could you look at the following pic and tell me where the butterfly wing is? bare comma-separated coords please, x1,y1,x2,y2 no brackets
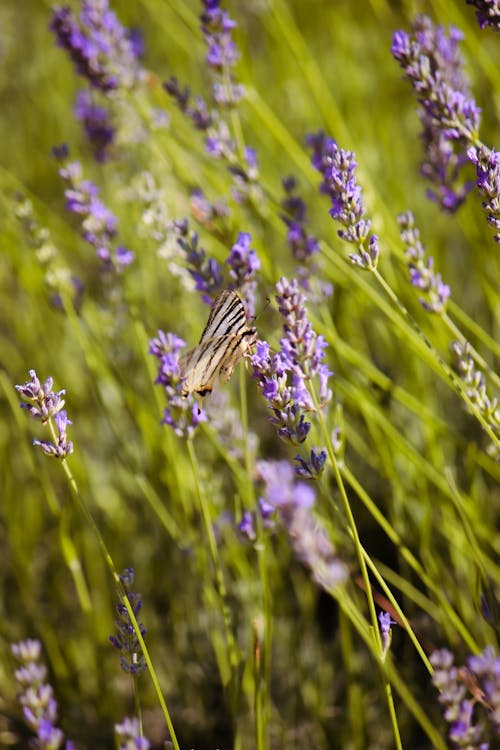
218,327,258,385
198,290,247,342
181,290,256,397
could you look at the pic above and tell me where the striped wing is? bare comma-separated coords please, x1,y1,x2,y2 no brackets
181,291,257,397
198,289,248,343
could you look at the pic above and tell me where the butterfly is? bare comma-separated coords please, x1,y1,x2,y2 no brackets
181,290,257,398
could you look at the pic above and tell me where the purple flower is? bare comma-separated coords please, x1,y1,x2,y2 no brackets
50,1,141,93
398,211,451,313
294,448,327,479
226,231,260,282
451,340,500,459
468,145,500,243
33,410,74,459
149,330,207,438
392,15,480,212
15,370,65,423
258,461,347,592
431,647,500,747
200,0,243,106
466,0,500,30
74,88,115,162
176,223,224,303
378,611,396,656
11,639,73,749
15,371,74,458
58,158,134,270
252,279,331,446
307,132,380,269
238,511,256,540
280,176,332,300
226,231,260,316
281,176,319,263
109,568,147,675
163,78,213,131
115,716,151,750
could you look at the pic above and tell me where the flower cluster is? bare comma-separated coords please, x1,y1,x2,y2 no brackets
281,175,319,264
74,89,115,162
451,340,500,459
468,146,500,243
226,231,260,316
307,131,380,270
163,78,213,132
50,0,141,93
255,461,347,592
149,330,206,439
15,370,74,459
280,175,333,298
200,0,243,107
252,277,331,447
115,717,150,750
109,568,147,675
466,0,500,30
391,15,480,212
294,448,327,480
164,0,244,162
431,646,500,747
58,157,134,270
176,222,224,303
398,211,451,313
11,639,74,750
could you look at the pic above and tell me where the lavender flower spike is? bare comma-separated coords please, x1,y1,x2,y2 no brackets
200,0,243,106
15,370,65,424
468,145,500,243
110,568,147,675
115,717,151,750
307,131,380,269
149,329,207,438
391,15,480,212
252,278,331,447
226,231,260,317
431,646,500,747
11,639,74,750
398,211,451,313
258,461,348,592
57,157,134,270
50,1,142,93
16,370,74,459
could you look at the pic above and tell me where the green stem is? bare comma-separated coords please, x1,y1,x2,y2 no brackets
373,269,500,452
186,438,239,675
51,429,180,749
309,388,402,748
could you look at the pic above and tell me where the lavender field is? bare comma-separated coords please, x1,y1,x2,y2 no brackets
1,1,499,748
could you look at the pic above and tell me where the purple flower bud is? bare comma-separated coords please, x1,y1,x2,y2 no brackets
466,0,500,30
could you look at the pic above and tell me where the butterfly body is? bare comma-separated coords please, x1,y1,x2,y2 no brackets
181,290,257,398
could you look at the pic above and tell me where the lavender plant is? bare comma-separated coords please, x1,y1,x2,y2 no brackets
11,639,74,750
4,0,500,748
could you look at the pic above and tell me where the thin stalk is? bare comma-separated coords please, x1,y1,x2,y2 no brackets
49,426,180,749
308,387,402,748
373,269,500,452
186,438,239,675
